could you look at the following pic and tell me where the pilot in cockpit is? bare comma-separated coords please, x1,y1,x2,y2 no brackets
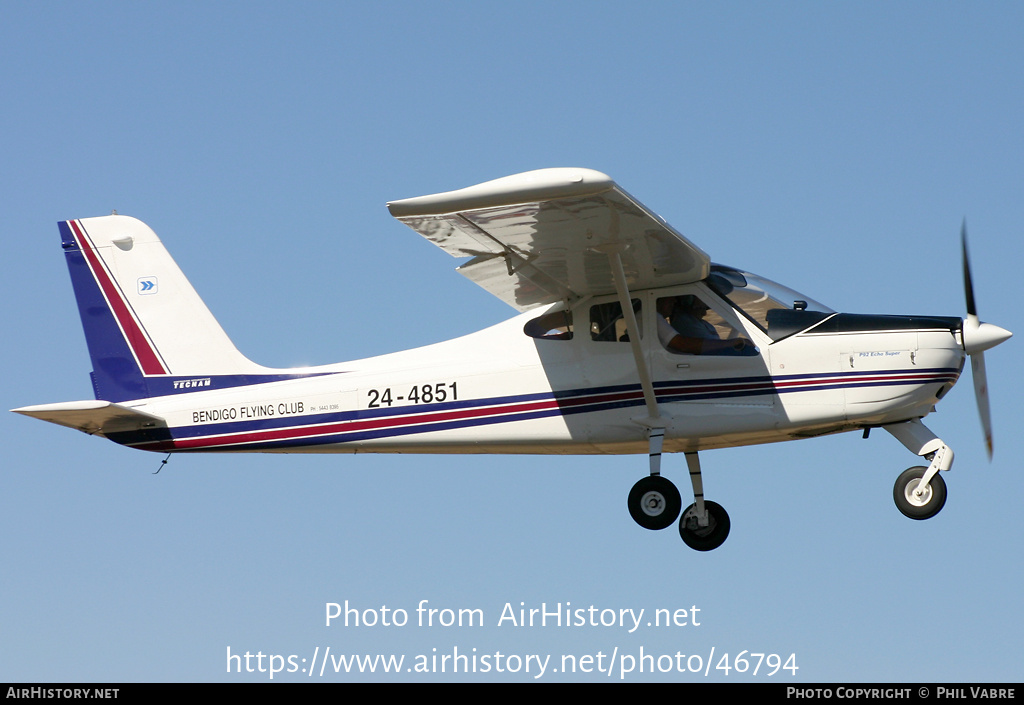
657,295,756,355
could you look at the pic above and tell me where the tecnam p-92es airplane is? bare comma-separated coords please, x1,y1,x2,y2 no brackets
13,168,1011,551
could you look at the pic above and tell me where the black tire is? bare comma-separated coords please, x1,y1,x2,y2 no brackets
627,476,682,530
893,466,947,520
679,500,730,551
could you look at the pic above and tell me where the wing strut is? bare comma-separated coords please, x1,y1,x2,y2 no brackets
604,246,663,432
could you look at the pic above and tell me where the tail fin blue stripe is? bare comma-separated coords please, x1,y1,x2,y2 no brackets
69,220,168,374
61,220,158,401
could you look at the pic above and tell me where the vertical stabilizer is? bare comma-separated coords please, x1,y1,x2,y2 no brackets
60,216,269,401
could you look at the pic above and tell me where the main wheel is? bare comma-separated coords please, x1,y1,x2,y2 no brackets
894,466,947,520
679,501,730,551
627,476,681,530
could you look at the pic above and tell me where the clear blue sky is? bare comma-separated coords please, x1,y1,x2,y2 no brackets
2,1,1022,682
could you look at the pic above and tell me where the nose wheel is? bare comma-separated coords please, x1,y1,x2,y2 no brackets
893,466,947,520
885,422,953,521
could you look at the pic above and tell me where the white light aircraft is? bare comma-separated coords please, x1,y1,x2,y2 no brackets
13,168,1012,550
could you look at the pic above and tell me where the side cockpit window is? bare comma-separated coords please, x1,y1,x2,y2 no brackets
524,309,573,340
656,295,757,355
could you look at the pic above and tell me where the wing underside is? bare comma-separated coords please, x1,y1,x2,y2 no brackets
388,168,710,311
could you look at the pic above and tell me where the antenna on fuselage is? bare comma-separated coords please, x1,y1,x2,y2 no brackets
153,453,172,474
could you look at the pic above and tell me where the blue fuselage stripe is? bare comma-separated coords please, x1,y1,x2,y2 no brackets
118,367,960,451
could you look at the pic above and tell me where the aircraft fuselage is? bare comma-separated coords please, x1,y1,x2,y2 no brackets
99,288,964,456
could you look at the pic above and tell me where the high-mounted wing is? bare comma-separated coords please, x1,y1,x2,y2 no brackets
388,168,710,311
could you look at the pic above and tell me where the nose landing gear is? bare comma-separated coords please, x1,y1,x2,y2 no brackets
885,420,953,521
893,466,947,520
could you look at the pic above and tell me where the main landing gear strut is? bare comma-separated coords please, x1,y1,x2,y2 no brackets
627,433,730,551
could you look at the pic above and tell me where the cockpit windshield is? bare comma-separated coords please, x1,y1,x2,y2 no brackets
706,264,835,342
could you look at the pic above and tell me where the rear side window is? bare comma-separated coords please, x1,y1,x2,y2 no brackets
590,300,641,342
524,309,573,340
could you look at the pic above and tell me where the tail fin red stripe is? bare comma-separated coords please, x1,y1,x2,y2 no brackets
69,220,169,376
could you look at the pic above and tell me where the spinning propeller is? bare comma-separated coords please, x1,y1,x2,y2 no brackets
959,221,1012,459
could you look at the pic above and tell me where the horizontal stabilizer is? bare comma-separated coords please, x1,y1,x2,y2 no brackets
11,400,166,437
